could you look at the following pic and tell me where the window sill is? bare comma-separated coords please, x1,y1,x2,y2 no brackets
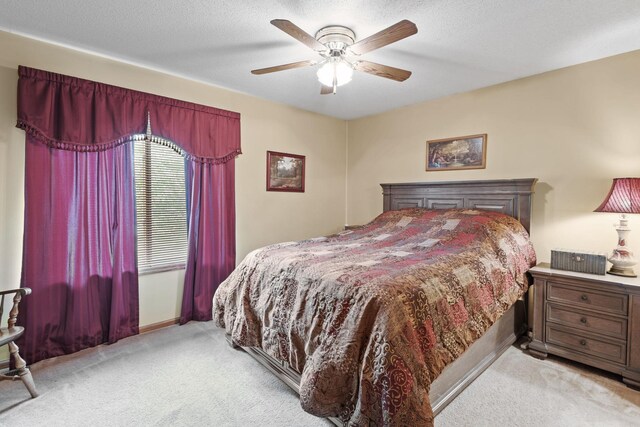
139,264,186,276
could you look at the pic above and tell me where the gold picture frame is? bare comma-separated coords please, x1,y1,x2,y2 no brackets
426,134,487,171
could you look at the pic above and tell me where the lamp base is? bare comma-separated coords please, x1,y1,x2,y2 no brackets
607,266,637,278
606,214,637,278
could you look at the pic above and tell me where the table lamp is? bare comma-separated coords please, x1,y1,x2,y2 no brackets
594,178,640,277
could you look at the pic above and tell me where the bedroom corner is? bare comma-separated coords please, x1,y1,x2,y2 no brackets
346,50,640,263
0,30,348,361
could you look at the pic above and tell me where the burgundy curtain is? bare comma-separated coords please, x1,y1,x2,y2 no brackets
16,66,241,363
20,137,139,363
180,159,236,323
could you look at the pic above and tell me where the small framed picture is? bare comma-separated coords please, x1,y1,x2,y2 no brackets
426,134,487,171
266,151,305,192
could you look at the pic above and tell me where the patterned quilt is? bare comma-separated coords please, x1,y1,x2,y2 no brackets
213,208,536,426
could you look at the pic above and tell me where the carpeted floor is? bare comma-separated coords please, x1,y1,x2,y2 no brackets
436,342,640,426
0,322,638,426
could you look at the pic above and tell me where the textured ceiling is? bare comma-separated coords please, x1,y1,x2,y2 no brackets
2,0,640,119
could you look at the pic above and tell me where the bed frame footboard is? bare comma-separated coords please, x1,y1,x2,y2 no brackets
226,299,525,425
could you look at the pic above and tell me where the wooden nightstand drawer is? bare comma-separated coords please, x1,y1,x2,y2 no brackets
529,264,640,389
547,303,627,339
546,325,626,364
547,281,628,315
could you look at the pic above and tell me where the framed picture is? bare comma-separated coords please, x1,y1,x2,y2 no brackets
426,134,487,171
266,151,305,192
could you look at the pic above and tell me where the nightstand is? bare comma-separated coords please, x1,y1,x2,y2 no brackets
528,263,640,389
343,225,363,231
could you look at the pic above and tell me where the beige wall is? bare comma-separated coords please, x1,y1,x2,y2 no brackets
2,29,640,332
347,50,640,263
0,31,347,327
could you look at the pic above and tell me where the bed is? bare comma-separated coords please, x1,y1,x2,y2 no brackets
214,178,537,426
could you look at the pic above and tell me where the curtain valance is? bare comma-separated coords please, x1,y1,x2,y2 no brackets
16,66,241,164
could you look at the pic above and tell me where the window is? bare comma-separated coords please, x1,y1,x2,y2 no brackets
134,138,188,274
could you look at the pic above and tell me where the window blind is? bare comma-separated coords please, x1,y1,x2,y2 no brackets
134,139,188,273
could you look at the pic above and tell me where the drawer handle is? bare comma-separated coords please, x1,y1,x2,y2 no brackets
580,339,587,346
580,294,588,301
580,317,587,324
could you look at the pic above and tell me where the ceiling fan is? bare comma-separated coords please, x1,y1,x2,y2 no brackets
251,19,418,94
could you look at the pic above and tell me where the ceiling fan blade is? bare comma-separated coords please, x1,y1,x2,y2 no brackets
348,20,417,56
320,85,334,95
251,60,317,75
353,60,412,82
271,19,327,52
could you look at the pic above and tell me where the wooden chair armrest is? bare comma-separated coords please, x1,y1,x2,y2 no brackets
0,288,31,297
0,286,38,398
0,288,31,330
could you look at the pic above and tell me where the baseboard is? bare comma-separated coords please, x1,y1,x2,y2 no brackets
0,319,177,369
139,317,179,334
0,319,178,368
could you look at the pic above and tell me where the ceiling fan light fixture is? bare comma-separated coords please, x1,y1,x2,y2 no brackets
317,59,353,87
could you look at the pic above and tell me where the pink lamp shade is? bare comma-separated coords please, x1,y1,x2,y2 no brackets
594,178,640,214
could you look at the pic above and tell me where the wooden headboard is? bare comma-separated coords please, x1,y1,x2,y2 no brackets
380,178,537,233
